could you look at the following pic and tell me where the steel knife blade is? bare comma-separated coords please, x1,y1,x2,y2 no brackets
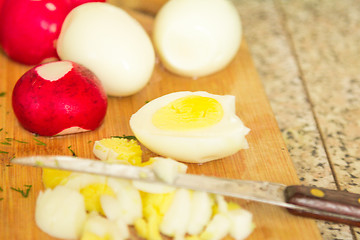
11,155,360,226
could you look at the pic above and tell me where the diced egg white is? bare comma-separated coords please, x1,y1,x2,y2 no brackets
228,209,254,240
201,213,231,240
35,186,87,239
160,188,192,239
187,191,214,235
101,178,143,224
82,212,129,240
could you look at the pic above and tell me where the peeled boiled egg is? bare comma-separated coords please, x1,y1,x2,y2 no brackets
153,0,242,77
57,2,155,96
130,91,250,163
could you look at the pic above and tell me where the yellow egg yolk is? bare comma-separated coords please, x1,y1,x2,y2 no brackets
152,96,224,131
80,183,115,215
42,168,72,189
134,192,175,240
95,138,142,165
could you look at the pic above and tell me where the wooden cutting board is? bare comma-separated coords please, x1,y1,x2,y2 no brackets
0,8,322,240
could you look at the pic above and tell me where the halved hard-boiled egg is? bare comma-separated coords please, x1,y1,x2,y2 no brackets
130,91,250,163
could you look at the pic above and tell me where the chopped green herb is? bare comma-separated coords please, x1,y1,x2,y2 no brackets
0,92,5,97
68,145,77,157
88,140,92,144
112,135,137,140
33,137,46,146
10,185,32,198
0,128,3,132
145,100,150,104
0,198,3,201
6,164,12,167
0,150,8,154
3,138,28,144
0,142,11,145
13,139,28,144
0,186,3,192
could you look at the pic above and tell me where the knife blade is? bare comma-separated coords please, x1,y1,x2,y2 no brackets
11,155,360,226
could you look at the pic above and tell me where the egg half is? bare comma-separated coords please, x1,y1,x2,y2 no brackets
129,91,250,163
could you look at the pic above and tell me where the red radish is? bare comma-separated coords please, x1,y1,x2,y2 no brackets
12,61,108,136
0,0,69,65
0,0,105,65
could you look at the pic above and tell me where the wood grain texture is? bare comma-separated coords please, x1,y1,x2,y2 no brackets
0,8,321,240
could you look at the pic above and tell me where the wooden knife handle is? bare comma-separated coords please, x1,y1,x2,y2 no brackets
284,185,360,226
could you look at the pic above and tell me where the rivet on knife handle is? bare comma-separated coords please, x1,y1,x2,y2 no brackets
285,185,360,226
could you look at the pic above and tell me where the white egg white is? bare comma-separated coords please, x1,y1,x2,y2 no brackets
57,3,155,96
130,91,250,163
153,0,242,77
35,186,87,239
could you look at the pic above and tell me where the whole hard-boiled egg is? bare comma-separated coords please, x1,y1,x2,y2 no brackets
153,0,242,78
57,2,155,96
130,91,250,163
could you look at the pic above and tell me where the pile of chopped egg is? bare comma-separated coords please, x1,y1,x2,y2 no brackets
35,137,255,240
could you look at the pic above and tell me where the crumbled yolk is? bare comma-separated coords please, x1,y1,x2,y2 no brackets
95,138,142,165
134,192,175,240
80,183,115,215
42,168,72,189
152,96,224,131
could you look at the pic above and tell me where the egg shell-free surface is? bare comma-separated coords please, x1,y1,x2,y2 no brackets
153,0,242,77
130,91,250,163
57,2,155,97
0,7,321,240
12,61,108,136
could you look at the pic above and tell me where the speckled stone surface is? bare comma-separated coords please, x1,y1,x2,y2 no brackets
234,0,360,239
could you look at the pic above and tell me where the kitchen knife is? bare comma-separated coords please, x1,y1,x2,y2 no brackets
11,155,360,226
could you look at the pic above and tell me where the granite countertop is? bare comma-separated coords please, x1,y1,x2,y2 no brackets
235,0,360,239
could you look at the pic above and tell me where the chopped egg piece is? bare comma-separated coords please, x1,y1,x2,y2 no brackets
187,191,214,235
93,137,142,165
228,209,254,240
42,168,72,189
134,191,175,240
132,157,186,193
153,157,187,184
160,188,192,239
81,212,129,240
35,186,87,239
80,183,115,214
200,214,231,240
101,178,142,224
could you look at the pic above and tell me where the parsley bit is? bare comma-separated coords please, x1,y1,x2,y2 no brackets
68,145,77,157
112,135,137,140
0,92,5,97
0,186,3,191
10,185,32,198
0,150,9,154
0,198,3,201
33,137,46,146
